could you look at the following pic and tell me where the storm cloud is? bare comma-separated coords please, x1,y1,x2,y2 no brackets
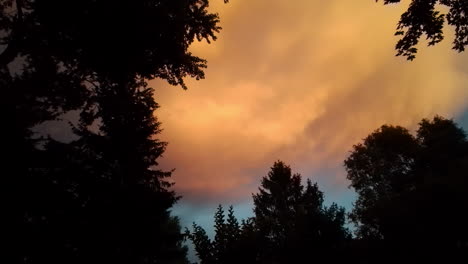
152,0,468,206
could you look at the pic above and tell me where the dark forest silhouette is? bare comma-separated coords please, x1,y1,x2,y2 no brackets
189,117,468,264
188,161,351,264
5,1,227,263
4,0,468,263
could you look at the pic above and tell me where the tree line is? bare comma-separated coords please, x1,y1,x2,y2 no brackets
187,116,468,264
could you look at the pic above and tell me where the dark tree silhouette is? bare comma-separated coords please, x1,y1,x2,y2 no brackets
1,0,227,87
345,116,468,262
56,79,188,263
4,0,229,263
253,161,350,264
377,0,468,60
187,205,255,264
188,222,215,264
345,125,419,239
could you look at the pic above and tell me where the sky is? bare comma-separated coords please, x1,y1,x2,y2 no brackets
147,0,468,235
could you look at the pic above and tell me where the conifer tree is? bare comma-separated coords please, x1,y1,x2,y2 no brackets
253,161,350,264
5,1,229,263
187,205,253,264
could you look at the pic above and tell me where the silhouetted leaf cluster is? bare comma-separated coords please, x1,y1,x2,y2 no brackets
377,0,468,60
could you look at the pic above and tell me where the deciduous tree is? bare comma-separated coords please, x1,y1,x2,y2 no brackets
345,116,468,262
377,0,468,60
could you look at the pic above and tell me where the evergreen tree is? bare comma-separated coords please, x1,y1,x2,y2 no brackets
253,161,350,264
4,1,229,263
253,161,303,260
212,205,228,262
187,223,215,264
225,206,241,256
189,163,350,264
237,218,260,264
187,205,254,264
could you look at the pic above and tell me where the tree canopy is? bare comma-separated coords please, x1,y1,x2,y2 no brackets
1,0,227,87
377,0,468,60
345,116,468,261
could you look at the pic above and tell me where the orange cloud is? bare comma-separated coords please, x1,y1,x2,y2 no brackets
152,0,468,203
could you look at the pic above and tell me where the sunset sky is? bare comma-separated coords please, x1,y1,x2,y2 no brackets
148,0,468,233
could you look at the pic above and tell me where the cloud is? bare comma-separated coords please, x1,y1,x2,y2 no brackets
152,0,468,204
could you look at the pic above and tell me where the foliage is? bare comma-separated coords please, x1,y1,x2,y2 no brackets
377,0,468,60
1,0,227,88
4,0,228,263
189,118,468,263
189,162,350,264
253,161,350,263
345,116,468,260
187,205,253,264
